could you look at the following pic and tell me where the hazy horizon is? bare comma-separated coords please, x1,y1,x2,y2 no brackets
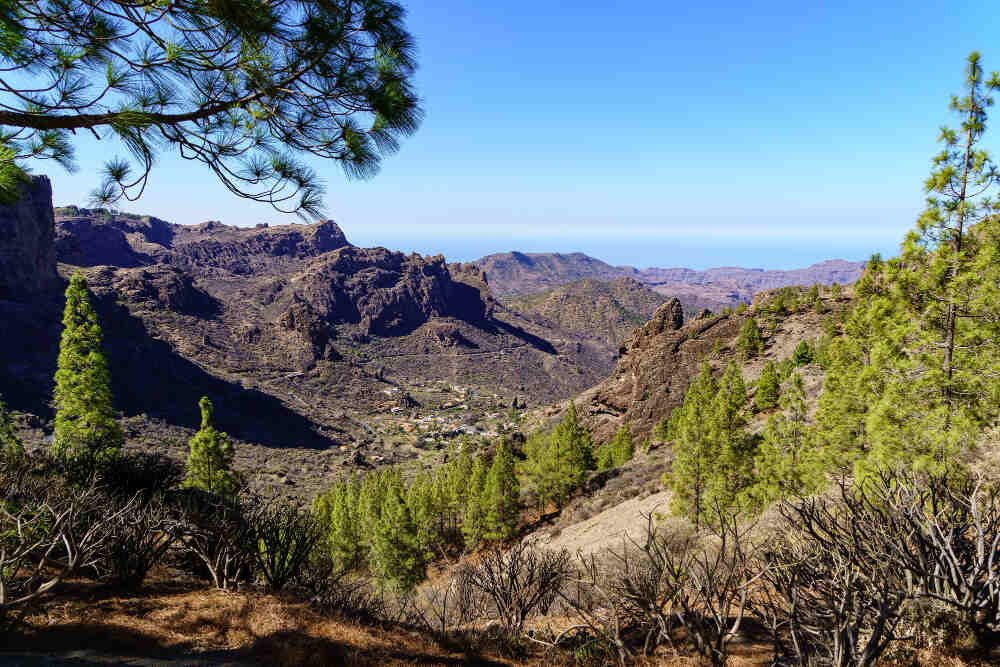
45,0,988,272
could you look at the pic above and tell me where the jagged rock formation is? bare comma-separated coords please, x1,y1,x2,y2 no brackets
0,176,58,300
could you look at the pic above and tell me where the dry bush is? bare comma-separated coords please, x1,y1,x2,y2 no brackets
409,569,481,638
457,541,571,637
99,494,181,588
175,488,256,590
754,470,1000,667
0,456,133,620
549,509,763,666
251,499,323,592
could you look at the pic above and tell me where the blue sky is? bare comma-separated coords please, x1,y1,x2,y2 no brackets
47,0,1000,269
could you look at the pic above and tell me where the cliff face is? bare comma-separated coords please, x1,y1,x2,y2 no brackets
0,176,58,300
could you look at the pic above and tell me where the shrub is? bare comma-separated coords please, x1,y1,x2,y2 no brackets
175,488,256,590
252,499,323,592
100,495,180,588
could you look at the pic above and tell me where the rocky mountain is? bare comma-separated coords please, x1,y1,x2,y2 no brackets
501,277,670,347
1,183,621,487
535,287,850,445
475,250,865,312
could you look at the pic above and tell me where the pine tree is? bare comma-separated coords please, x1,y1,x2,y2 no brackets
610,427,634,467
0,395,23,458
482,442,520,542
736,317,764,360
462,456,488,548
809,54,1000,478
706,362,753,512
754,361,781,412
524,402,595,508
667,363,718,525
313,477,364,571
746,373,823,510
52,272,123,463
792,340,813,366
183,396,237,496
668,362,754,525
407,471,438,558
596,442,615,471
370,480,425,590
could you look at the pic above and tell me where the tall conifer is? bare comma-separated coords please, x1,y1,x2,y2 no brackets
371,480,425,590
482,442,520,541
52,272,122,463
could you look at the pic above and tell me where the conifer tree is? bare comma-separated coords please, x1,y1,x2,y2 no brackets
482,442,520,542
736,317,764,360
358,469,395,550
313,477,364,571
668,362,754,524
809,54,1000,478
462,456,488,548
792,340,813,366
755,361,781,412
52,272,123,463
667,363,718,525
610,427,634,467
706,362,754,512
524,402,595,508
0,395,23,458
746,373,823,510
184,396,237,496
370,479,425,590
407,471,438,558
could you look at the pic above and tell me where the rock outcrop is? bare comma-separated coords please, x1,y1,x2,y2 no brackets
0,176,58,300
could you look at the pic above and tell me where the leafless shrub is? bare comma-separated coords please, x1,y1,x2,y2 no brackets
312,575,392,623
459,541,571,636
856,470,1000,648
759,470,1000,665
250,498,323,591
669,508,766,667
760,480,912,667
99,494,181,588
94,452,184,501
552,508,762,666
0,461,132,619
410,569,481,638
175,488,255,590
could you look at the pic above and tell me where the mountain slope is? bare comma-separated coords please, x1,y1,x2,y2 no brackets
475,250,865,312
1,186,618,501
502,277,669,347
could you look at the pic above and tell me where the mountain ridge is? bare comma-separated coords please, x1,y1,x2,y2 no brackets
474,250,865,310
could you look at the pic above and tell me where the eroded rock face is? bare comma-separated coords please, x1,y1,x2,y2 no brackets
0,176,58,300
573,303,747,443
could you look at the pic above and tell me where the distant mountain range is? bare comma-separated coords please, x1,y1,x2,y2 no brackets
474,251,866,312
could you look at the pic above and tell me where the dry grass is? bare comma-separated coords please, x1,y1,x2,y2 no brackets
5,565,997,666
6,571,513,666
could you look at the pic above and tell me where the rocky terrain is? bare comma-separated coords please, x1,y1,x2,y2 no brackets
1,181,619,498
533,288,847,445
476,250,864,311
502,277,670,347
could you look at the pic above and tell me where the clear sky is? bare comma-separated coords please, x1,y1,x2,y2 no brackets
46,0,1000,269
